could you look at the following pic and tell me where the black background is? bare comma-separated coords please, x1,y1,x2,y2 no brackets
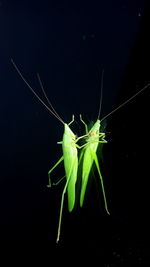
0,1,150,265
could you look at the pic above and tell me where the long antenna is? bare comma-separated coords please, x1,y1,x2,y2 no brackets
11,59,64,124
36,73,63,123
101,83,150,122
97,69,104,120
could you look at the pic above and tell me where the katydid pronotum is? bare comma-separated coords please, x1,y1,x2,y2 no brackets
11,59,150,243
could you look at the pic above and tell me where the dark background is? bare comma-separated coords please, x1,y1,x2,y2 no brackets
0,0,150,265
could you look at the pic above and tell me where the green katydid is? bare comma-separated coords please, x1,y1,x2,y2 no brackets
79,115,109,212
78,71,109,213
11,59,85,242
78,77,150,214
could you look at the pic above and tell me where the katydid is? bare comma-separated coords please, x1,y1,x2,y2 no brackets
79,115,109,212
79,71,109,213
11,59,84,242
79,80,150,214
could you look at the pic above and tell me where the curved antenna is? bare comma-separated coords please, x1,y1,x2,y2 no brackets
36,73,63,123
101,83,150,122
11,59,64,124
97,69,104,120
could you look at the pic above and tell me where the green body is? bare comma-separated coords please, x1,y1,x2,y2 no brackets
48,121,79,242
48,123,78,212
79,119,109,214
62,124,78,212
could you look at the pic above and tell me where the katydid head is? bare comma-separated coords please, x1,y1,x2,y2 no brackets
89,119,100,136
64,123,76,140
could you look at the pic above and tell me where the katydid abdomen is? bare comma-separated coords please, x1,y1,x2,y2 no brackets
62,124,78,212
80,142,99,207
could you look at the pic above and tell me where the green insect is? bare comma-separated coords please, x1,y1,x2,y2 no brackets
47,117,85,243
79,115,109,213
11,59,85,243
78,71,109,213
78,80,150,214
